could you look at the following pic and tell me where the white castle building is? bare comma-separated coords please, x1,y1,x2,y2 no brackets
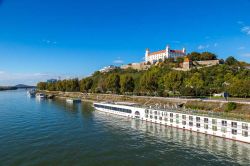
145,45,186,63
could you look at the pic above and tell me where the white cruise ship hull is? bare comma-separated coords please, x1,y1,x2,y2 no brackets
93,102,250,144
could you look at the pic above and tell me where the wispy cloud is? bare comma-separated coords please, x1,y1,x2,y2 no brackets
42,39,57,45
198,44,210,50
238,21,250,35
237,21,244,25
113,57,124,64
171,40,181,44
242,53,250,58
238,46,245,50
0,71,5,74
241,26,250,35
214,43,218,47
113,59,124,64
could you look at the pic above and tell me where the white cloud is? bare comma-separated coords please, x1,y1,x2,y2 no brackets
113,59,124,64
241,26,250,35
242,53,250,58
42,39,57,45
237,21,244,25
171,40,181,44
198,44,210,50
113,57,124,64
238,46,245,50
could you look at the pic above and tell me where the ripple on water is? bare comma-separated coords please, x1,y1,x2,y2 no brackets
0,90,250,166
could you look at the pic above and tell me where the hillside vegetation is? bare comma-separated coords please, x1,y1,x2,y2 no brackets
37,54,250,98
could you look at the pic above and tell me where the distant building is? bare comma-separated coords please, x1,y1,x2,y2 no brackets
47,79,57,83
182,57,192,70
99,65,119,73
145,45,186,63
121,62,151,71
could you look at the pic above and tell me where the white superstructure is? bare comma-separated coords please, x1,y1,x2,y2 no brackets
93,102,250,144
145,45,186,63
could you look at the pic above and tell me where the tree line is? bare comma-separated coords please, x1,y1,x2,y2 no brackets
37,55,250,98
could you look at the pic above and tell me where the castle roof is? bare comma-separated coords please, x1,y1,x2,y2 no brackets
148,49,185,56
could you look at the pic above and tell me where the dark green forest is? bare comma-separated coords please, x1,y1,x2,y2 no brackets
37,54,250,98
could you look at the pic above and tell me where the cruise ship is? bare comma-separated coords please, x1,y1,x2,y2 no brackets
93,102,250,144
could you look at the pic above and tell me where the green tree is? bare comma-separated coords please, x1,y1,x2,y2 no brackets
185,72,204,96
225,56,238,65
120,75,135,93
107,74,120,94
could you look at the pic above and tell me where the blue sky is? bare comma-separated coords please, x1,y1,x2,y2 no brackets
0,0,250,85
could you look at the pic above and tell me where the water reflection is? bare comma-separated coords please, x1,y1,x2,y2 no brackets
93,110,250,165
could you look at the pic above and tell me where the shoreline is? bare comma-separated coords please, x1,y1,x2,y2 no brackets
40,90,250,122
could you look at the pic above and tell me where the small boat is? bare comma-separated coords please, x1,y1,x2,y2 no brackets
27,89,36,97
36,93,46,99
66,98,81,104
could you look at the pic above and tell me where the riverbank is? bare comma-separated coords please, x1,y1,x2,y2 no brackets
40,90,250,122
0,86,18,91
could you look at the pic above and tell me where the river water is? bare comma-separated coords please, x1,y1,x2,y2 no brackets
0,90,249,166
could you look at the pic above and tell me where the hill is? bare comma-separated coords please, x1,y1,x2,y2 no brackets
15,84,36,89
37,55,250,98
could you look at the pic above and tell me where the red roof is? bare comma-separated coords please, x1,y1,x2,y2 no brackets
148,50,166,56
148,49,185,56
170,50,185,54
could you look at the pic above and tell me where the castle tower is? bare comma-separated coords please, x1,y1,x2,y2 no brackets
182,48,186,54
166,45,170,58
145,48,150,62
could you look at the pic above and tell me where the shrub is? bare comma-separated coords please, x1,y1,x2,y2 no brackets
226,102,237,112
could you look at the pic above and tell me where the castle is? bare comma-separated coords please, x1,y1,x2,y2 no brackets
145,45,186,63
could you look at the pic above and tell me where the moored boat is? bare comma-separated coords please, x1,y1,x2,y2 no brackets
66,98,81,104
93,102,250,144
27,89,36,97
36,93,46,99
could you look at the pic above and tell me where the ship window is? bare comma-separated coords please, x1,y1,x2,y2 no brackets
212,119,217,125
150,115,153,119
212,126,217,131
182,115,186,120
232,129,237,135
145,115,148,118
164,118,168,122
159,117,162,121
196,123,200,128
222,120,227,126
196,117,200,122
204,118,209,123
189,116,193,121
182,121,186,125
154,111,157,115
145,109,149,114
189,122,193,126
170,119,173,123
170,113,173,118
242,123,248,130
242,131,248,137
204,124,208,129
176,119,179,124
231,122,237,128
176,114,179,118
221,127,227,133
154,116,157,120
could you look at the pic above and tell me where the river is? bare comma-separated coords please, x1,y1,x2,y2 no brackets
0,90,249,166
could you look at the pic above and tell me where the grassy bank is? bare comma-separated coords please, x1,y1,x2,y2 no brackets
41,90,250,122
